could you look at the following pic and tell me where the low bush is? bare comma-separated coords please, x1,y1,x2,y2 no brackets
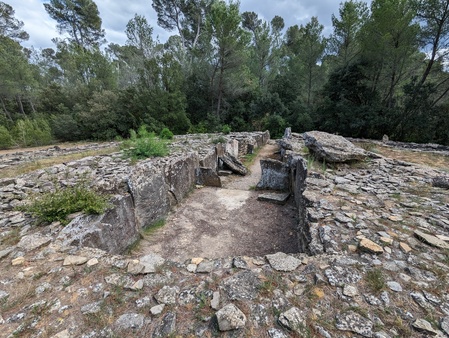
20,182,110,225
221,124,231,134
211,136,226,144
121,125,168,160
159,127,174,140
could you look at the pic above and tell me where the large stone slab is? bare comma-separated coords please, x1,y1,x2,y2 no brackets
128,162,170,229
17,233,52,252
165,152,199,202
304,131,367,163
199,147,218,171
256,159,290,191
414,230,449,249
195,167,221,187
57,194,139,254
359,238,384,254
278,307,306,334
128,253,166,274
219,154,248,175
257,192,290,205
221,271,261,301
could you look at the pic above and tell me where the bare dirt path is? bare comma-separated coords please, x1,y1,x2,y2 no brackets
220,142,279,190
135,141,299,262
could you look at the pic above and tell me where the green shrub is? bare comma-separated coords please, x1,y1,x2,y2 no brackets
159,127,174,140
211,136,226,144
12,118,52,147
122,125,168,160
262,114,287,139
0,125,13,149
221,124,231,134
51,113,82,141
188,122,208,134
20,183,110,225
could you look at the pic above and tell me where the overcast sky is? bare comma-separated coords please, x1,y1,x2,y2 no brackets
6,0,371,49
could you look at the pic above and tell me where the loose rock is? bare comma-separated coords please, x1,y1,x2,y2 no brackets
336,311,374,337
216,304,247,331
265,252,302,272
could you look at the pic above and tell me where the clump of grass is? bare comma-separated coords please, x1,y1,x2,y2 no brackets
121,126,169,160
356,142,377,153
258,272,285,296
242,152,258,167
306,154,327,173
211,136,226,144
19,182,110,225
1,227,21,246
443,250,449,266
142,219,166,236
365,268,385,293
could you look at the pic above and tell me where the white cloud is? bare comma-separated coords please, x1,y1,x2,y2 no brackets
6,0,370,49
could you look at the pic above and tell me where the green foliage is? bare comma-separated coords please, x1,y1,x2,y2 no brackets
262,114,286,139
142,218,166,236
221,124,231,134
318,62,384,138
12,118,53,147
189,122,208,134
20,182,110,225
0,125,13,149
0,2,29,41
3,0,449,147
159,127,174,140
365,268,386,294
122,125,169,160
211,136,226,144
44,0,105,48
77,90,120,140
50,113,82,141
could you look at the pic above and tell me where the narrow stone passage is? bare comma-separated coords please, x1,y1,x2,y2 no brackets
135,142,298,262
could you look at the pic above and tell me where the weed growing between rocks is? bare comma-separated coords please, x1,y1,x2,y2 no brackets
211,136,226,144
0,227,21,246
364,268,386,294
242,149,259,168
121,126,169,160
143,219,166,236
19,182,110,225
305,154,327,174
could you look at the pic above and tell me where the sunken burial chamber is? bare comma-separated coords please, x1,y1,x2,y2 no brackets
53,130,312,258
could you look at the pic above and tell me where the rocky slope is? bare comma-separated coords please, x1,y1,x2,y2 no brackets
0,133,449,338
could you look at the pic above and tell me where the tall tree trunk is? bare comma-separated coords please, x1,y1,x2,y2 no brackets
29,99,36,114
216,65,224,120
1,97,12,121
16,95,25,116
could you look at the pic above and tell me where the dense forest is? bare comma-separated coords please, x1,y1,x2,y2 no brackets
1,0,449,148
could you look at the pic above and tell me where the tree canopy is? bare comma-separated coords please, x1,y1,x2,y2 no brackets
1,0,449,147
